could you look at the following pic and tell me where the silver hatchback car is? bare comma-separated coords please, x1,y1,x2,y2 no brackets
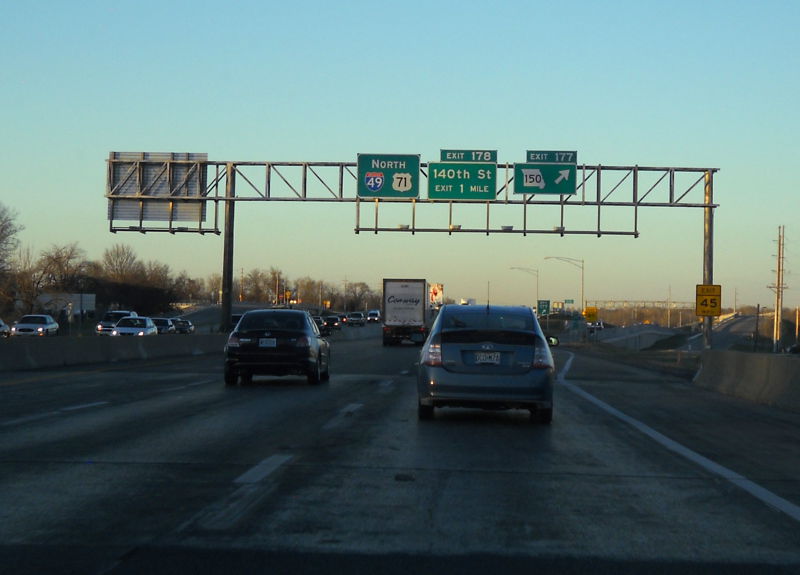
417,304,557,423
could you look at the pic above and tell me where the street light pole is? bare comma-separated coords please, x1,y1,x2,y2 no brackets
509,267,539,308
545,256,584,312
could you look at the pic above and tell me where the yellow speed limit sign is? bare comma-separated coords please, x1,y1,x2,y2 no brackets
696,284,722,317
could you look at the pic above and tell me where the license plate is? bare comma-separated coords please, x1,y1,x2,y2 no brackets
259,338,277,348
475,351,500,364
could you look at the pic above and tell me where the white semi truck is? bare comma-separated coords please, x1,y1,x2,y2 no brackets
381,278,429,346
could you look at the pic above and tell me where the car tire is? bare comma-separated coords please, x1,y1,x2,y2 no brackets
418,402,434,421
224,365,238,387
321,356,330,381
307,360,321,385
531,408,553,424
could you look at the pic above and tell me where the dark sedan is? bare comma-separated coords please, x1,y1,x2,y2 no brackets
224,309,330,386
171,318,195,334
417,304,557,423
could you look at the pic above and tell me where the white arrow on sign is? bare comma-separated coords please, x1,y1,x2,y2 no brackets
555,169,570,185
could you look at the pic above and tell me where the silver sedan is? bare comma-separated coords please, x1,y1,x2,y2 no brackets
417,304,557,423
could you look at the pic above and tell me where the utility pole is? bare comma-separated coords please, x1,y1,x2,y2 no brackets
768,225,786,352
220,163,236,333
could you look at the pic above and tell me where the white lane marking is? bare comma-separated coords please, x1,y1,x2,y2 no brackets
235,454,293,484
559,352,800,523
180,453,294,532
322,403,364,430
3,401,110,427
61,401,109,412
378,379,395,394
2,412,59,427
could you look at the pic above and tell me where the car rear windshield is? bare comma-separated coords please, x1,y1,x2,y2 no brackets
442,329,537,346
441,312,534,331
440,311,537,345
239,312,306,331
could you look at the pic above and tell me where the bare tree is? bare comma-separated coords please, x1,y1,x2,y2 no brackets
205,273,222,304
173,271,203,302
345,281,373,311
0,202,23,275
144,261,172,291
38,243,87,291
12,247,49,314
295,276,323,309
267,267,287,305
102,244,145,283
243,269,269,302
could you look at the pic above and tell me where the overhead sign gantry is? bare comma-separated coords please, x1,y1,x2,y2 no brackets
105,149,719,347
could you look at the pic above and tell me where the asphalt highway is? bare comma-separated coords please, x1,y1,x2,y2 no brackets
1,331,799,574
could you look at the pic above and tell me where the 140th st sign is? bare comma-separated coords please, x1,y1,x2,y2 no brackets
428,162,496,200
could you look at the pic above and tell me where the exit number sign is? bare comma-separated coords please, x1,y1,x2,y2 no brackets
696,284,722,317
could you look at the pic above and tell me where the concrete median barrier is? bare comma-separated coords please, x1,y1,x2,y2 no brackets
694,350,800,412
0,334,227,371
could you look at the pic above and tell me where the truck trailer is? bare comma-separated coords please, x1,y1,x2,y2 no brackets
382,278,429,346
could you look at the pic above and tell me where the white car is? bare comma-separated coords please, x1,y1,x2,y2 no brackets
110,316,158,336
96,310,138,335
11,314,59,336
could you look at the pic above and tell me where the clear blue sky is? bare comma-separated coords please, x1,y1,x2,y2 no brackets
2,0,798,309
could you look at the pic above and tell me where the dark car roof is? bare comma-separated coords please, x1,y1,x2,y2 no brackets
238,309,309,330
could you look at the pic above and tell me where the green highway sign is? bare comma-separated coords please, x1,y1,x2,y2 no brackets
514,150,577,196
514,163,577,195
440,149,497,163
526,150,577,163
357,154,420,198
537,300,551,316
428,162,496,200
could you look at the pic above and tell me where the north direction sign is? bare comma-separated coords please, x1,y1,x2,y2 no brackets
428,162,496,200
357,154,420,198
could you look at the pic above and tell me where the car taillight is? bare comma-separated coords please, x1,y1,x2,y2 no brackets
296,335,311,348
532,339,553,369
421,339,442,366
227,333,241,348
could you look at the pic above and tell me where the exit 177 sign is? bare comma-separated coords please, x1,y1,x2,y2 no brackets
514,150,577,195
